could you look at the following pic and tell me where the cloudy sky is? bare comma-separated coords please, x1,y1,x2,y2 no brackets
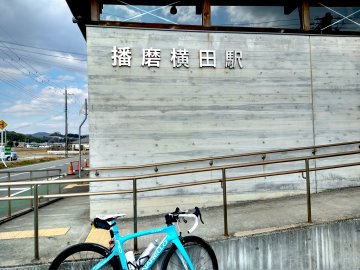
0,0,87,135
0,1,358,135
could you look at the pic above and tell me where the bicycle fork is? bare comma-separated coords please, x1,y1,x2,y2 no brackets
172,238,195,270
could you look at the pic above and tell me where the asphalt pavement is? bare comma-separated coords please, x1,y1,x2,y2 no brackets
0,156,87,198
0,184,359,269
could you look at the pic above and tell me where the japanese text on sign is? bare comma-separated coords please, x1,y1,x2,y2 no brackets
111,46,244,69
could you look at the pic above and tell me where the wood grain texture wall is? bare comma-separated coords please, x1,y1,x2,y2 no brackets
311,36,360,191
86,26,359,217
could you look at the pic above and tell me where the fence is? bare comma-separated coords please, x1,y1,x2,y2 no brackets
0,169,63,223
0,141,359,260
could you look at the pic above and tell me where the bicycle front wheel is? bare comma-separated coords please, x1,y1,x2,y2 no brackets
49,242,120,270
162,236,218,270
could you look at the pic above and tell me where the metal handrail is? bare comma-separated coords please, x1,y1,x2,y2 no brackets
2,161,360,202
0,169,62,174
1,149,359,187
0,145,359,260
89,140,360,171
0,168,63,226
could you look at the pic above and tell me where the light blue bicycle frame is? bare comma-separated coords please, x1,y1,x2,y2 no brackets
92,220,195,270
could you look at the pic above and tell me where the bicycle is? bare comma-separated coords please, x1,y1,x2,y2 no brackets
49,207,218,270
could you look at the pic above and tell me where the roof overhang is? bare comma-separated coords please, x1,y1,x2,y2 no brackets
66,0,360,39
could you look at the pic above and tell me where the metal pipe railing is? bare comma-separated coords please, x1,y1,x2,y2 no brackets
2,149,359,188
90,140,360,172
0,145,359,260
305,159,312,223
0,169,63,223
222,169,228,236
0,169,62,175
2,160,359,202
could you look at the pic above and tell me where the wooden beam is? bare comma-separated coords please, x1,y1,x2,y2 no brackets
202,0,211,27
90,0,100,21
300,0,311,31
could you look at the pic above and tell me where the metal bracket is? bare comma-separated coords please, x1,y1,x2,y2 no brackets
209,160,213,166
154,166,159,173
312,148,317,155
302,172,306,179
261,154,266,161
95,170,99,176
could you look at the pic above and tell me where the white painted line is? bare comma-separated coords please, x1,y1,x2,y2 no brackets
0,188,26,191
8,176,62,197
0,165,64,180
0,172,28,180
11,188,31,197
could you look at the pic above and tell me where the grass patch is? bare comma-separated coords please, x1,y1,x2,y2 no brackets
0,157,63,169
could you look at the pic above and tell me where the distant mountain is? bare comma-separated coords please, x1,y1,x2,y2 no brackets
31,132,51,138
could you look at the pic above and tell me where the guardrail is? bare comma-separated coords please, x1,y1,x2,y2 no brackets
0,169,63,223
0,141,359,260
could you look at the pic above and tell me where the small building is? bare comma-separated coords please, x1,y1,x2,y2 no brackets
66,0,360,217
71,136,90,151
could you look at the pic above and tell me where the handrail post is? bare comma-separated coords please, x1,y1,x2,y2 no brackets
222,169,229,236
133,179,138,251
34,184,39,260
30,171,33,208
46,170,49,202
7,172,11,217
305,159,312,223
58,169,62,194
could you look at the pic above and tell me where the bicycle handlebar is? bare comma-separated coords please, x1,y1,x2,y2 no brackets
165,207,204,234
179,213,199,233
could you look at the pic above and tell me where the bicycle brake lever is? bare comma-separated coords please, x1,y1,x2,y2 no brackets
194,207,204,224
199,213,204,224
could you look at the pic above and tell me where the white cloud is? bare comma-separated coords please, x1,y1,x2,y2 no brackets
51,115,64,121
174,6,201,25
112,5,143,21
224,7,299,28
4,85,87,115
0,66,24,80
5,87,63,115
56,75,75,82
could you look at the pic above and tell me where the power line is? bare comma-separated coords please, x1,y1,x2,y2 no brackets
19,54,87,73
0,44,87,62
0,42,66,90
0,49,61,91
0,39,86,56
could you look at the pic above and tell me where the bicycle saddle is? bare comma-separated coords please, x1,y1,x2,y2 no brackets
92,214,126,230
96,213,127,221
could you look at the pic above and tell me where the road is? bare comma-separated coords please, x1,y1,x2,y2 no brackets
0,156,88,197
0,156,89,219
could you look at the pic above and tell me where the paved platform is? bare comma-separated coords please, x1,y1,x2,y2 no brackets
0,186,359,268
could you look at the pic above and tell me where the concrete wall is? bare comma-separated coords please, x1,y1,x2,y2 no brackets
211,219,360,270
311,36,360,191
86,27,360,217
7,218,358,270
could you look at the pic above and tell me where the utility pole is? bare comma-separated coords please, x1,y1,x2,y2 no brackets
65,87,68,158
79,99,88,178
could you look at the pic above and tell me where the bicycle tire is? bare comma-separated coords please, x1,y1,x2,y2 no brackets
49,242,120,270
161,236,218,270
